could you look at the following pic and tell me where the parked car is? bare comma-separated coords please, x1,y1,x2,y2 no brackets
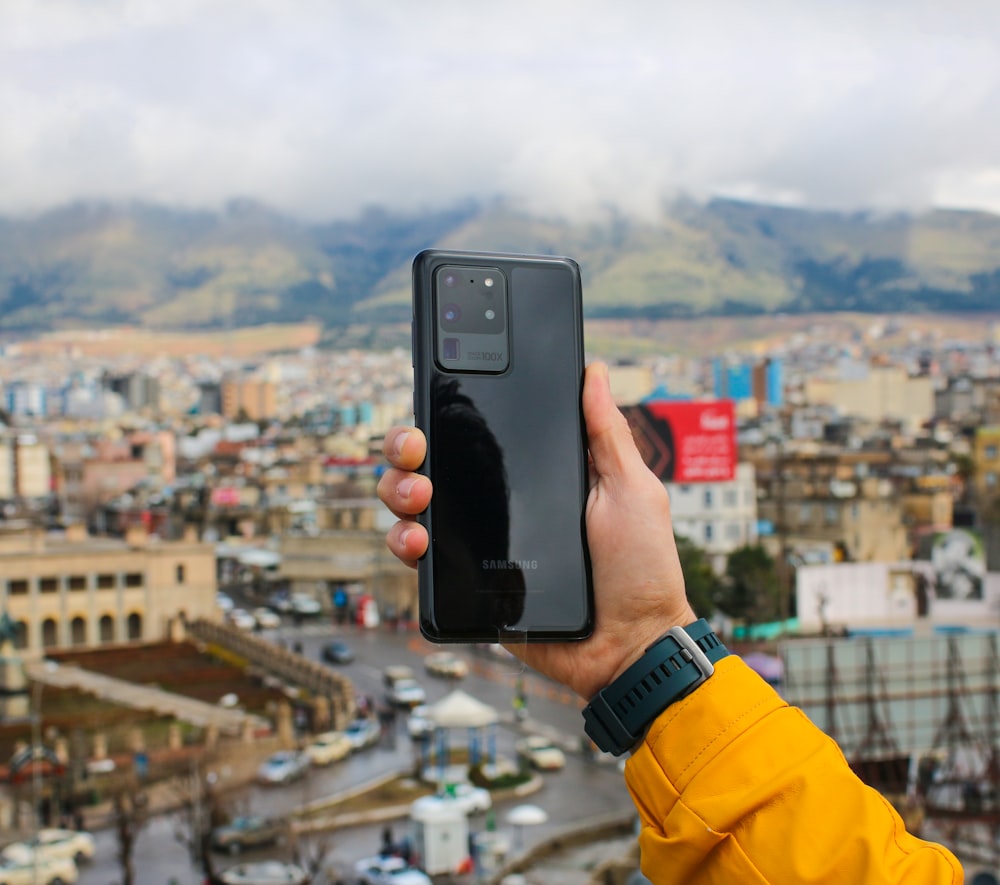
412,782,492,816
386,677,426,708
256,750,310,785
210,815,285,855
515,735,567,771
321,639,355,664
0,852,79,884
217,860,308,885
1,828,95,864
216,592,235,613
228,608,257,631
354,855,432,885
252,607,281,630
424,651,469,680
304,730,353,766
406,704,435,739
289,593,322,617
343,717,382,750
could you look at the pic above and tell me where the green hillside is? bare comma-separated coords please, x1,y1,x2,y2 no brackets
1,197,999,333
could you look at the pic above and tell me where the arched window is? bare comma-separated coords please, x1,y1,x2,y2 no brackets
13,620,28,650
42,618,58,648
126,612,142,641
71,616,87,646
99,615,115,643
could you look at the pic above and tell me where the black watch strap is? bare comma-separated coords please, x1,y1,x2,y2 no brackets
583,618,728,757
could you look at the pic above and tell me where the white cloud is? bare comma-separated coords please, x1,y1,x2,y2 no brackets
3,0,1000,219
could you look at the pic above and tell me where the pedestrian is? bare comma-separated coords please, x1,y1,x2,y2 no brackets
377,361,963,884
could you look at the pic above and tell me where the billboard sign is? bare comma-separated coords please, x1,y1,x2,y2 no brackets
623,400,736,482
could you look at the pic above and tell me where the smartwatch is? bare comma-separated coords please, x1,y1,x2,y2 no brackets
582,618,729,756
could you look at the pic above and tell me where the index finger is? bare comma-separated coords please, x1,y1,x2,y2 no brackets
382,426,427,471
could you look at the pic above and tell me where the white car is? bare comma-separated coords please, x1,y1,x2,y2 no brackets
304,730,353,766
216,592,235,613
386,677,426,708
289,593,321,617
515,735,567,771
228,608,257,631
412,782,492,816
343,717,382,750
406,705,435,739
256,750,311,785
0,852,79,884
424,651,469,680
252,607,281,629
217,860,308,885
354,855,432,885
2,828,95,864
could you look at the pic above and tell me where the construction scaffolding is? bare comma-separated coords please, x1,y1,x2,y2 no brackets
780,631,1000,866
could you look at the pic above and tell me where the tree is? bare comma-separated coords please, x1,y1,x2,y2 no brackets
674,535,721,619
719,544,783,626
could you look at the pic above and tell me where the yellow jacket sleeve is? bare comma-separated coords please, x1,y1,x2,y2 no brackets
623,656,963,884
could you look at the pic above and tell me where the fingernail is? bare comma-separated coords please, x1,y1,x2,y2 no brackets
399,528,412,548
398,477,417,499
392,430,411,457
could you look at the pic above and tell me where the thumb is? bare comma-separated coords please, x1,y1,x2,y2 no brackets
582,362,648,482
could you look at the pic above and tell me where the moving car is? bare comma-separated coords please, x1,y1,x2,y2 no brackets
210,815,285,855
256,750,310,785
423,651,469,680
386,677,426,708
382,664,415,687
343,717,381,750
515,735,567,771
321,639,355,664
304,730,352,766
217,860,308,885
354,855,432,885
0,852,79,884
1,828,94,865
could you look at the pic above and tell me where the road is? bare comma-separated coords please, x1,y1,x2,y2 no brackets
77,619,634,884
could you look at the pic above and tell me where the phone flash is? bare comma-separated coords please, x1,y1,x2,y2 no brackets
485,309,496,320
484,277,494,287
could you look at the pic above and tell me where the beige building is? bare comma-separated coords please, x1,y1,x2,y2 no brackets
0,525,218,658
805,365,934,431
0,436,52,500
221,376,278,422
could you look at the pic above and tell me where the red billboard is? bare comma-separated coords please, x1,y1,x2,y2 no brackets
622,400,736,483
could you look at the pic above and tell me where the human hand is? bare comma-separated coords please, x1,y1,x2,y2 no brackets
378,362,696,700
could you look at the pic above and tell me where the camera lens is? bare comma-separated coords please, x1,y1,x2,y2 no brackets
442,303,462,323
443,274,457,288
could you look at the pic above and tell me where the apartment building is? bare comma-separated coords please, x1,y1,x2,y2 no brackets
805,363,934,431
973,425,1000,505
0,525,217,658
668,463,759,572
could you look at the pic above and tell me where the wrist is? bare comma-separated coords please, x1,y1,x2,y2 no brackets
599,606,699,698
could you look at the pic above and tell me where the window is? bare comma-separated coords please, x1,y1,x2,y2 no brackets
986,444,998,460
705,523,714,542
99,615,115,643
97,573,115,589
724,489,738,507
71,617,87,646
176,564,186,584
704,489,714,508
42,618,58,648
824,505,838,526
124,572,144,588
799,503,813,524
127,613,142,640
40,577,59,593
9,579,28,595
69,576,87,591
13,620,28,650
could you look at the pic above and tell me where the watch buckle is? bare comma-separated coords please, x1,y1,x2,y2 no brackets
666,625,715,694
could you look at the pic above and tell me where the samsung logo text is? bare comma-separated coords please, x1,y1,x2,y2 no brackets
482,559,538,570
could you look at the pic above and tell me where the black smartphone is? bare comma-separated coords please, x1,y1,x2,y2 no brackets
411,249,594,643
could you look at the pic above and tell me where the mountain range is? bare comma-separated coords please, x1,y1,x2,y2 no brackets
2,197,1000,335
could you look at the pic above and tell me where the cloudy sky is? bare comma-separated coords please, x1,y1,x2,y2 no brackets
4,0,1000,221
